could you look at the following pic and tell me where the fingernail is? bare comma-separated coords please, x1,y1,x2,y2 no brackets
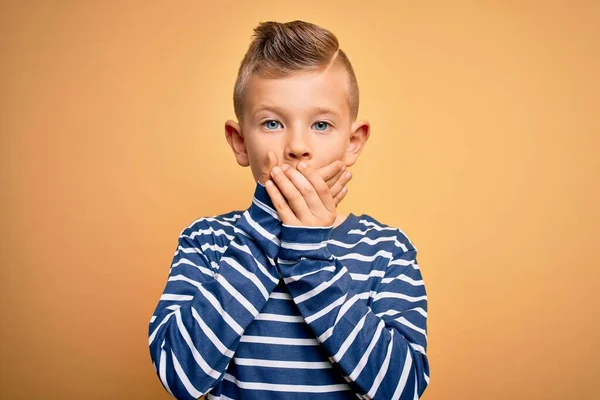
346,171,351,179
272,166,281,175
298,161,307,169
281,164,290,171
341,165,346,171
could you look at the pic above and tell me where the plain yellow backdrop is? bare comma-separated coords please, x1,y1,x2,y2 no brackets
1,1,598,399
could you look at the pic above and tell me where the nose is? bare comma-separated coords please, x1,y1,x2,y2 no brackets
284,128,311,162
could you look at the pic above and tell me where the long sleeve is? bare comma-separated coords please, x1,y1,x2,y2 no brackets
148,181,283,400
277,224,430,400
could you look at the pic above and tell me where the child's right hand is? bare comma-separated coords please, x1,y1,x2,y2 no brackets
258,151,351,207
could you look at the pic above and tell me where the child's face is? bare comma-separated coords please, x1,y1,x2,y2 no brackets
225,62,369,183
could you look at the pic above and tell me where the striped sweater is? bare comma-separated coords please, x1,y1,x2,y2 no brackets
148,181,430,399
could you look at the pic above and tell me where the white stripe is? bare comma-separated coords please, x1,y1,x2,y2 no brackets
200,242,227,253
327,235,409,252
336,249,393,262
253,188,280,220
305,294,347,324
240,335,319,346
174,310,222,380
352,220,417,252
171,350,204,398
318,294,361,343
294,267,347,304
376,310,401,318
332,313,369,362
254,313,304,323
391,347,413,400
169,252,215,277
375,307,427,319
173,247,214,274
283,265,336,284
159,342,175,397
233,357,332,369
381,274,423,286
223,373,350,393
221,256,269,300
242,210,280,246
277,259,296,265
232,226,252,240
196,214,240,227
361,290,378,302
269,292,292,300
413,371,419,400
190,307,235,358
349,320,385,381
168,275,243,335
216,274,259,316
396,316,428,339
222,214,242,222
280,240,328,251
207,394,236,400
228,240,279,284
410,343,426,355
281,223,334,229
150,315,156,323
201,218,235,230
186,227,234,242
367,330,394,398
350,270,385,281
160,294,193,301
388,258,419,269
373,292,427,303
149,310,176,345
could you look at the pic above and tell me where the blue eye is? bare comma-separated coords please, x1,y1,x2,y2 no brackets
263,120,282,130
313,121,330,131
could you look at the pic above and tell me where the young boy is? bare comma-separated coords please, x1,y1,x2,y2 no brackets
149,20,430,400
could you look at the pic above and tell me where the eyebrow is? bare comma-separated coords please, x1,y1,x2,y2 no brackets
253,104,341,118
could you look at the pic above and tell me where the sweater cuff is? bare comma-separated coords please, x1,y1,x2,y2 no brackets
278,224,334,262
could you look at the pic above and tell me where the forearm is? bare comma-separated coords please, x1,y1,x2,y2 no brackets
277,225,430,399
148,181,283,399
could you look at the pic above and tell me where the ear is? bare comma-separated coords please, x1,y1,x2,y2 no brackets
344,120,370,167
224,120,249,167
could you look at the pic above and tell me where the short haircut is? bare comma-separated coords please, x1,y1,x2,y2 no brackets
233,20,360,123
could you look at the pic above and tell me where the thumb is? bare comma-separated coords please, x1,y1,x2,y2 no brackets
258,151,278,184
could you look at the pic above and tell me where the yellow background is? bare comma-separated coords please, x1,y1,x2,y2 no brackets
1,1,598,399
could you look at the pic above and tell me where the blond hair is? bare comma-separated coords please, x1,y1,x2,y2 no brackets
233,20,359,123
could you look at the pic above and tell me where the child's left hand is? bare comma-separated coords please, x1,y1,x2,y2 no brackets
265,161,339,228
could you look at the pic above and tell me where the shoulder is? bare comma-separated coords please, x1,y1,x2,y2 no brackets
352,212,418,255
178,209,245,249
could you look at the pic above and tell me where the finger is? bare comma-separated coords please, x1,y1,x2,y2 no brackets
317,160,344,186
332,185,348,207
325,164,346,188
264,179,298,225
271,165,313,220
330,169,352,199
259,151,279,184
295,162,336,212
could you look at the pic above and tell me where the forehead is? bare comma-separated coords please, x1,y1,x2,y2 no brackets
245,64,351,117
